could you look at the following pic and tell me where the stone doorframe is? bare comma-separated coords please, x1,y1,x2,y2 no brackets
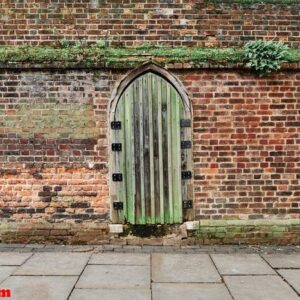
108,62,194,223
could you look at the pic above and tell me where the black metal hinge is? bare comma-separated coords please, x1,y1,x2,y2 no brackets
181,141,191,149
180,119,191,127
111,121,121,130
112,173,123,181
112,143,122,151
113,201,123,210
183,200,193,209
182,171,192,180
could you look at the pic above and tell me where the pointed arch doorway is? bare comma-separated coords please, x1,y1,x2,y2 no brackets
110,64,193,224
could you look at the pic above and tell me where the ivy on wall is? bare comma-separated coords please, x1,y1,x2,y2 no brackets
0,40,299,76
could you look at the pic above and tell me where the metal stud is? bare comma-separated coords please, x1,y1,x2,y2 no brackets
112,173,123,181
113,202,123,210
182,200,193,209
180,119,191,127
181,171,192,180
111,121,121,130
112,143,122,151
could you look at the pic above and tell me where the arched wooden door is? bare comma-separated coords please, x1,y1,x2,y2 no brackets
111,71,192,224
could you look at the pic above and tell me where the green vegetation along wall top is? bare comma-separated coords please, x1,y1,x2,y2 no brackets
0,40,299,76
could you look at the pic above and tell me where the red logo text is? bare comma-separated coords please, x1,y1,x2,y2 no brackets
0,289,11,298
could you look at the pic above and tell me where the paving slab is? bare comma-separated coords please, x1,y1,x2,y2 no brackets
14,252,90,275
152,283,232,300
211,254,276,275
262,254,300,268
0,266,17,283
0,252,32,265
1,275,77,300
76,265,150,289
70,288,151,300
89,253,150,265
224,275,299,300
278,269,300,294
152,253,221,283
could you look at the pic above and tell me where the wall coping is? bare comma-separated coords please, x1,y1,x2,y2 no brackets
0,61,299,71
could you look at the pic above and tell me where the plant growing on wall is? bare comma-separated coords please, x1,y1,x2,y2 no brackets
0,40,299,71
244,40,289,76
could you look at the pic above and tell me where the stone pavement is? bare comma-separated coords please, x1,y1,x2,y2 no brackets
0,244,299,300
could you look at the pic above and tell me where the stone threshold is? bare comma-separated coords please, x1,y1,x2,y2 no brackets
110,219,300,233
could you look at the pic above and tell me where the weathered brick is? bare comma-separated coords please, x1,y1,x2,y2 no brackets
0,2,299,47
0,33,299,245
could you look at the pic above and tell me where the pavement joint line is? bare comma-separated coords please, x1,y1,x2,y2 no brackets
0,266,17,285
260,254,300,297
66,252,92,300
152,282,230,285
11,252,33,276
219,274,278,276
10,274,81,277
153,281,232,284
88,263,147,266
274,267,300,270
150,253,153,300
0,265,21,267
209,253,234,300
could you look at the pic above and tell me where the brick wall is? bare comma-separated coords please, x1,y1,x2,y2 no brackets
191,219,300,245
0,67,299,225
179,70,300,220
0,70,118,223
0,1,299,47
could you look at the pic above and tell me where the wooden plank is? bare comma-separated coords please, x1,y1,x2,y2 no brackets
179,94,188,222
131,82,137,223
110,194,118,223
148,73,155,224
124,85,135,224
172,92,182,223
139,77,146,224
134,80,142,224
185,103,194,221
143,74,151,224
187,183,194,220
161,79,169,223
119,92,127,222
114,94,123,223
166,83,173,224
111,111,119,224
155,75,163,224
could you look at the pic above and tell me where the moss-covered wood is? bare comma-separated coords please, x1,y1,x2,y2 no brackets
112,72,191,224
